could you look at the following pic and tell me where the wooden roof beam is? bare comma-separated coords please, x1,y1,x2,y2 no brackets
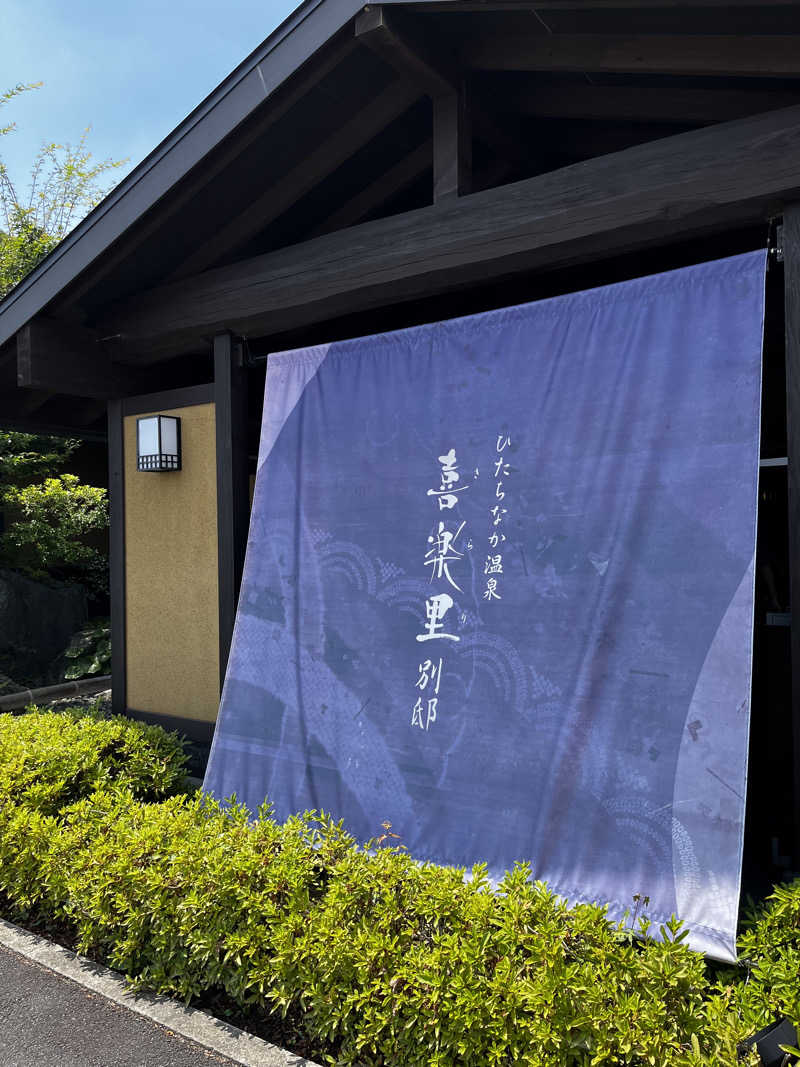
101,103,800,358
355,6,458,97
59,32,359,310
469,0,800,7
462,34,800,77
397,0,800,8
16,319,148,399
310,139,432,235
311,136,515,240
357,6,471,199
355,5,528,197
503,84,800,125
167,77,420,280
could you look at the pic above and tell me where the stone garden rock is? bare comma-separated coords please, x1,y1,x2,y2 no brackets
0,569,87,683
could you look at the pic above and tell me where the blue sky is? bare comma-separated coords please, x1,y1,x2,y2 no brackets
1,0,298,195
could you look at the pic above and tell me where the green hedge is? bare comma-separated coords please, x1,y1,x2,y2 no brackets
0,707,187,814
725,886,800,1039
0,708,797,1066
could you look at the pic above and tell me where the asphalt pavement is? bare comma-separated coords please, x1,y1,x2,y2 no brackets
0,944,242,1067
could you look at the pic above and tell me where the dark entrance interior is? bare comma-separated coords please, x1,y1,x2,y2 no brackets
747,240,794,893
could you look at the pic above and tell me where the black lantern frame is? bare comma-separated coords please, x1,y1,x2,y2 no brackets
136,415,182,472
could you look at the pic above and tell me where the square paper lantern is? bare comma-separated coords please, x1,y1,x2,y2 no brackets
137,415,182,472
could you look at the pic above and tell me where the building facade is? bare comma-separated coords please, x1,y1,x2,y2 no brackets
1,0,799,879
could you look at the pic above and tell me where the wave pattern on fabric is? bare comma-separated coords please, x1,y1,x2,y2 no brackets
204,250,767,962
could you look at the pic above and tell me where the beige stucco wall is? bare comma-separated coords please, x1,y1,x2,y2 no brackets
124,403,220,722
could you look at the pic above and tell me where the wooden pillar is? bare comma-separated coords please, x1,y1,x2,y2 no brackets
108,397,126,717
784,204,800,868
433,83,472,202
214,331,249,690
354,6,472,204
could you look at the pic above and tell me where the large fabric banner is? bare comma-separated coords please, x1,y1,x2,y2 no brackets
204,251,766,960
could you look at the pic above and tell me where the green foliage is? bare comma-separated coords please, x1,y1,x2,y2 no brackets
62,618,111,680
0,708,187,923
0,707,187,819
267,852,724,1067
0,84,42,138
0,432,109,596
0,431,79,488
0,707,796,1066
1,82,126,298
0,89,116,595
720,881,800,1036
1,474,108,593
0,206,57,295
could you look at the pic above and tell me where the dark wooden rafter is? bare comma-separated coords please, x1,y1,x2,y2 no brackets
536,0,800,5
784,203,800,868
505,84,800,126
16,318,147,398
462,34,800,76
101,104,800,356
59,33,359,309
168,77,420,280
389,0,800,8
356,6,473,200
355,6,455,97
310,138,432,235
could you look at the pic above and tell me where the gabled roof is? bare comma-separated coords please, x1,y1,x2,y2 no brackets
1,0,799,437
0,0,368,346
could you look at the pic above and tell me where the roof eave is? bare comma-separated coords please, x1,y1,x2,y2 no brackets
0,0,367,348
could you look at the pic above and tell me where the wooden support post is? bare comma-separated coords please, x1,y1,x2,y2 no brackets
433,84,471,201
214,332,249,690
108,398,126,718
785,204,800,870
355,6,472,201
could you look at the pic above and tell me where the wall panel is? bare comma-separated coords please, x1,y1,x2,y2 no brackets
124,402,219,722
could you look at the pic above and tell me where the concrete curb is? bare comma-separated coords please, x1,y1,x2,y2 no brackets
0,918,322,1067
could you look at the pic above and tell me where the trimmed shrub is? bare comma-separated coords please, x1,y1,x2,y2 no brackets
0,706,187,815
0,707,796,1066
726,881,800,1035
0,707,187,921
51,794,349,1003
